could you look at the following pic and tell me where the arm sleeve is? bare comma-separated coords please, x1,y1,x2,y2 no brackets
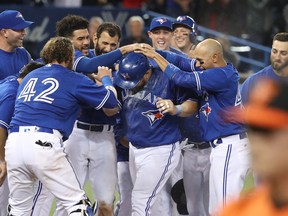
75,76,119,110
164,63,230,93
0,96,16,130
157,50,198,71
73,49,123,73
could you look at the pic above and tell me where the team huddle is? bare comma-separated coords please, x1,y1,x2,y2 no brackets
0,8,287,216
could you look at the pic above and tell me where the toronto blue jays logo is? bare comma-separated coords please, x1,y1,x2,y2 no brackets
200,102,212,121
16,12,24,19
176,16,186,22
156,18,168,25
142,110,164,126
120,72,130,80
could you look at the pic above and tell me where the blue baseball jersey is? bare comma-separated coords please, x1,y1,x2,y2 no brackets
74,49,118,125
0,76,19,131
10,64,119,140
118,68,195,148
241,65,287,105
164,63,245,142
179,101,204,143
0,47,32,80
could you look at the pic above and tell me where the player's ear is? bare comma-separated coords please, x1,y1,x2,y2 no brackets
93,33,98,46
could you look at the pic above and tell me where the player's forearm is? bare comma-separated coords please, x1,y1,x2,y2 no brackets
164,64,198,90
151,52,169,72
157,50,196,71
76,49,122,73
176,100,198,117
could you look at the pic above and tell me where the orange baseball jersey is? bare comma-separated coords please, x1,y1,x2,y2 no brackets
218,186,288,216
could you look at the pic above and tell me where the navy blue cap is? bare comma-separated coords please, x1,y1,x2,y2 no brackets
114,53,150,90
149,17,173,31
0,10,34,30
173,16,197,34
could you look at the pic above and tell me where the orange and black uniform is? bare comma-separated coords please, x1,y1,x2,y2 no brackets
219,186,288,216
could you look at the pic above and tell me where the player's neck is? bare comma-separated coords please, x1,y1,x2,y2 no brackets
269,176,288,208
0,40,15,52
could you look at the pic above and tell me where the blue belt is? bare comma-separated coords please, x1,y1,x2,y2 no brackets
9,126,54,134
210,132,247,148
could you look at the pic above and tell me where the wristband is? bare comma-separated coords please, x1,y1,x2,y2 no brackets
101,76,113,87
175,105,182,116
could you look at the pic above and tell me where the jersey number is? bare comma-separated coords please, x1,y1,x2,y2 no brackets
18,78,59,104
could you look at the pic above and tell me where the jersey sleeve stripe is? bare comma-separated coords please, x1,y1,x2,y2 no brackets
95,89,110,110
72,56,85,71
190,59,196,71
0,120,9,130
194,72,201,91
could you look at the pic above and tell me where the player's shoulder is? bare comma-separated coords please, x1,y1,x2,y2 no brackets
0,76,18,97
242,65,273,87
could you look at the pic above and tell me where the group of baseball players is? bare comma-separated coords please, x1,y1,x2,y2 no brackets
0,7,287,216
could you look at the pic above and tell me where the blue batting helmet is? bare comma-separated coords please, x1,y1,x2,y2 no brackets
114,52,150,89
173,16,198,43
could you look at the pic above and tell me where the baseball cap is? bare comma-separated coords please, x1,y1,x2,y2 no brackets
0,10,34,30
173,16,197,33
227,79,288,129
149,16,173,32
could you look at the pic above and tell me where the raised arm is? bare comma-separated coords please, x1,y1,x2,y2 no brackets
74,43,142,73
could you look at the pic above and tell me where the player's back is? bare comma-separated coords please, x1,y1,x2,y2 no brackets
10,64,114,139
0,47,31,80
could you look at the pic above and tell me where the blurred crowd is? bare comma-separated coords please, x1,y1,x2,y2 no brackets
1,0,288,47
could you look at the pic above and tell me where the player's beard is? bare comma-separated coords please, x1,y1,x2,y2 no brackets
94,42,107,56
271,59,288,76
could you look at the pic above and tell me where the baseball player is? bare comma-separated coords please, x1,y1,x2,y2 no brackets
147,16,187,216
0,9,34,215
54,15,142,75
139,39,250,214
5,37,119,215
241,32,288,104
0,10,33,81
54,22,123,216
0,62,44,216
219,79,288,216
171,16,211,216
172,15,198,56
113,52,198,216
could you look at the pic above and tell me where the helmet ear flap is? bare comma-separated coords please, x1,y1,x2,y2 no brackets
189,32,196,44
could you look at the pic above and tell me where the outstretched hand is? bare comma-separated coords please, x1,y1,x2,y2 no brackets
135,43,158,59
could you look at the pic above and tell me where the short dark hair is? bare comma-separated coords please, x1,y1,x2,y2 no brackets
273,32,288,42
96,22,121,40
19,62,45,79
56,15,89,38
40,37,74,64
